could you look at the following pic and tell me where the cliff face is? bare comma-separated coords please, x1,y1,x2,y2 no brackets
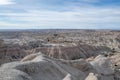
34,44,112,60
0,53,117,80
0,40,113,65
0,38,46,65
0,43,27,65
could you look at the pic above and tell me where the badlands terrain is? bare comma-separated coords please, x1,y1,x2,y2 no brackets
0,29,120,80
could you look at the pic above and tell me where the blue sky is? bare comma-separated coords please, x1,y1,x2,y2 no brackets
0,0,120,29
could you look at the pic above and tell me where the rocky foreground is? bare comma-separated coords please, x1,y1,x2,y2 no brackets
0,52,120,80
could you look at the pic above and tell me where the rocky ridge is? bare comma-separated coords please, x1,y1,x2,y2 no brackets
0,52,118,80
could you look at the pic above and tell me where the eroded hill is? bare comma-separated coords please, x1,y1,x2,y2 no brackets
0,29,120,64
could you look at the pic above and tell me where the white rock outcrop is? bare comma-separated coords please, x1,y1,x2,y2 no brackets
85,73,98,80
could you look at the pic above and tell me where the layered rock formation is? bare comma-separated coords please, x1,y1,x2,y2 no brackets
0,30,120,65
0,43,27,65
1,29,120,80
34,44,112,60
0,40,112,65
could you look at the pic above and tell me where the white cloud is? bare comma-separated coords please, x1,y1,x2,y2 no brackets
0,7,120,29
0,0,15,5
